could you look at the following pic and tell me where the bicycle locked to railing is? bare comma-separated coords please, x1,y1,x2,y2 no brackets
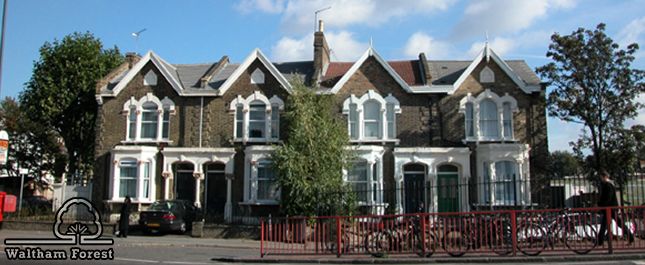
516,208,598,256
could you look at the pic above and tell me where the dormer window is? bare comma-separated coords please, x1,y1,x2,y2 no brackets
144,70,158,86
480,66,495,83
343,90,400,142
123,93,175,142
251,68,265,84
230,91,283,143
460,89,517,142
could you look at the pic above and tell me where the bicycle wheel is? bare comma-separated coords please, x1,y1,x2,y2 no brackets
517,223,547,256
491,222,513,256
364,230,391,257
442,227,470,257
323,230,350,254
564,223,597,255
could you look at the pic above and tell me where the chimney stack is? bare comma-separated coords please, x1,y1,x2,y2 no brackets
312,20,330,86
125,52,140,69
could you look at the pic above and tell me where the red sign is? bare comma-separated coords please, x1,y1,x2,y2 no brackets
3,195,17,212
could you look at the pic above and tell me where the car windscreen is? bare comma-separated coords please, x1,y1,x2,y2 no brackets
148,202,175,211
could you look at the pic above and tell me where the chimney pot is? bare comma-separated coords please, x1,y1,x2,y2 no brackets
318,20,324,32
125,52,138,69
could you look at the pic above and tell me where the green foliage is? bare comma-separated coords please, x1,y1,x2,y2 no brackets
0,97,66,181
271,79,355,217
536,23,645,176
19,32,124,181
547,150,580,178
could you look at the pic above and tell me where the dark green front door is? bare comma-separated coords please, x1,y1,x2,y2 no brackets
437,173,459,212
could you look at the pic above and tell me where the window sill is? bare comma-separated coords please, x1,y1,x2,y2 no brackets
464,138,518,143
121,139,173,144
239,200,280,206
234,138,281,143
107,199,155,204
357,202,389,207
350,139,400,144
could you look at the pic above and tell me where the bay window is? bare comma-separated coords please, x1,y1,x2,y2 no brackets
230,92,283,142
459,89,517,141
119,159,138,198
123,93,175,142
342,90,400,142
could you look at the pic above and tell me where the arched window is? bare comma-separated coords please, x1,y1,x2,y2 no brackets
123,93,174,142
342,91,400,142
141,102,159,139
479,99,499,138
230,93,283,142
502,102,513,139
460,90,517,141
465,102,474,138
363,100,381,139
248,101,266,139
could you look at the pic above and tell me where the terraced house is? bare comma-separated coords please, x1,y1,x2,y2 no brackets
93,23,548,222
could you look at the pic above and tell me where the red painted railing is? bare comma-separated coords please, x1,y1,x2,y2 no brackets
260,206,645,257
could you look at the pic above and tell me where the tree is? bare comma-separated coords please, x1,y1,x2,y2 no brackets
271,79,355,217
537,23,645,176
19,32,123,182
547,150,580,179
0,97,66,181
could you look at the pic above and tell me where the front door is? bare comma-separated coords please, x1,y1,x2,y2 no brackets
205,163,226,219
437,165,459,213
174,163,195,201
403,163,426,213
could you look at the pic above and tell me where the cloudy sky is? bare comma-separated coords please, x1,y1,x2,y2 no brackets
0,0,643,152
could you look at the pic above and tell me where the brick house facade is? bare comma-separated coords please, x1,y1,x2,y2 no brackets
94,26,547,222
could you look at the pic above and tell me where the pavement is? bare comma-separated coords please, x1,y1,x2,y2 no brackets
1,229,645,264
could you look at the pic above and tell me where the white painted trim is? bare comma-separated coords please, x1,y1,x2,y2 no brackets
243,146,279,204
475,143,531,206
451,47,540,94
110,146,159,203
342,90,400,142
330,47,412,94
229,92,283,142
108,51,184,97
458,89,518,142
218,48,292,95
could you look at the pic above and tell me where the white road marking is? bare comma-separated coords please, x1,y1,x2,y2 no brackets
114,257,159,263
164,261,211,265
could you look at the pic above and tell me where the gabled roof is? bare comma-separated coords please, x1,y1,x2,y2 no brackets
328,47,412,94
106,51,185,97
217,48,292,95
451,46,541,94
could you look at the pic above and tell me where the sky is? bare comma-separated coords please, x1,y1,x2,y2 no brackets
0,0,643,153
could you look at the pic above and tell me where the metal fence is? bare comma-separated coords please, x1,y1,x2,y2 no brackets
261,205,645,257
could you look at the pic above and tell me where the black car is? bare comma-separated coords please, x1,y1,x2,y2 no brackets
139,200,198,234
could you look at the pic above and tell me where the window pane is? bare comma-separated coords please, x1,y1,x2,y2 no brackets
348,161,368,202
249,103,266,120
257,161,278,201
271,106,279,138
479,100,499,138
494,161,518,205
128,109,136,140
143,162,150,199
386,104,395,138
236,121,244,138
141,123,157,139
162,112,169,139
249,121,265,138
235,105,243,120
465,103,474,137
119,160,137,198
349,104,358,139
503,103,512,138
364,122,379,138
364,101,380,120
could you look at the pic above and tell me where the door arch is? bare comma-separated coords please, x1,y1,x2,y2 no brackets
173,162,195,202
437,164,459,212
403,163,427,213
203,162,226,220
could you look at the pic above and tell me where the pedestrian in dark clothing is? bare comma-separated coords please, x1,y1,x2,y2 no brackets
118,196,131,238
597,170,634,245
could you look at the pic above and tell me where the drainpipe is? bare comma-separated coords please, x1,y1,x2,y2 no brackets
199,97,204,148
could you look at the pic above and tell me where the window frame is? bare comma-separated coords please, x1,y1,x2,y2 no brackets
459,90,517,142
230,92,283,143
342,90,400,143
122,93,174,143
119,159,138,198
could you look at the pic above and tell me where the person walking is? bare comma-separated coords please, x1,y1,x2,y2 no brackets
118,196,131,238
597,170,634,245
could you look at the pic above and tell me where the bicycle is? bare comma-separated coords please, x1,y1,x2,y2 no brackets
517,208,598,256
440,213,513,257
364,214,436,257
